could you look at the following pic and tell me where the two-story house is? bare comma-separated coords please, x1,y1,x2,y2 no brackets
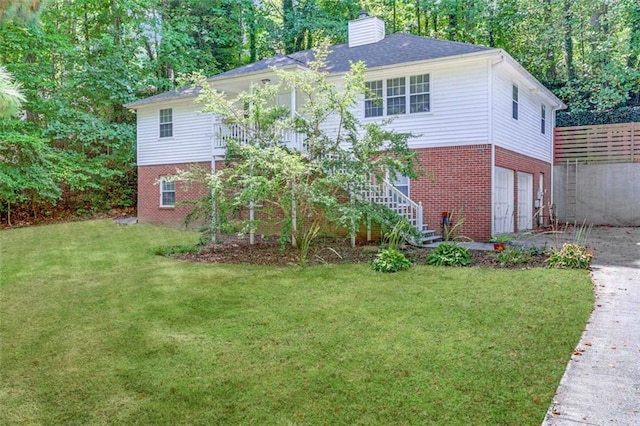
125,14,565,241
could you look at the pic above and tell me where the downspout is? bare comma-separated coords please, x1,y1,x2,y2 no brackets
489,53,505,237
550,106,558,218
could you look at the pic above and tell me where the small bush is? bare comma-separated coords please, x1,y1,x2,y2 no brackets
493,247,532,267
546,243,593,269
371,248,411,273
426,244,472,267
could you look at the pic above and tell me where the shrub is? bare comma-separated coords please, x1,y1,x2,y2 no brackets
426,244,472,267
371,248,411,273
493,247,532,267
546,243,593,269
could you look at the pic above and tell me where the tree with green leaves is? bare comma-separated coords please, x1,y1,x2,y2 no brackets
175,44,420,265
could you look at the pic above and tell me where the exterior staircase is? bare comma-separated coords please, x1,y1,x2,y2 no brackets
213,123,442,245
361,178,442,246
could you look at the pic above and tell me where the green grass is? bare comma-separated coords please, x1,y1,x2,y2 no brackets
0,220,593,425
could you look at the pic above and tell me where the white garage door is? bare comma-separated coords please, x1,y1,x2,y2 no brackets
517,172,533,231
494,167,514,234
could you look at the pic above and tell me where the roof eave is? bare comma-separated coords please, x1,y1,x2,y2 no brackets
498,49,566,110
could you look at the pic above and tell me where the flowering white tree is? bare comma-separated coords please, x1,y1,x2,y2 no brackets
179,44,422,264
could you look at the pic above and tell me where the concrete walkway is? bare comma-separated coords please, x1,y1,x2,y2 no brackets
538,227,640,425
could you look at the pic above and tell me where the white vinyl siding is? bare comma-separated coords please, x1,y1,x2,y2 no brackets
137,101,214,166
492,65,553,162
358,61,489,149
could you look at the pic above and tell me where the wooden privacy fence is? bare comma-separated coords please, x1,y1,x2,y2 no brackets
554,122,639,164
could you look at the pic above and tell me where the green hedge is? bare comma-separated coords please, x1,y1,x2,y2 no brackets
557,106,640,127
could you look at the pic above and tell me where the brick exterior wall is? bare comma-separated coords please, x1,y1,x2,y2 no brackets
137,146,551,241
495,146,552,230
412,145,493,241
137,162,212,227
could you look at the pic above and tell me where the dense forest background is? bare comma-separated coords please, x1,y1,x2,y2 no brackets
1,0,639,224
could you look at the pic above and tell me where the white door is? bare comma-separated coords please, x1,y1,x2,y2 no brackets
494,167,514,234
517,172,533,231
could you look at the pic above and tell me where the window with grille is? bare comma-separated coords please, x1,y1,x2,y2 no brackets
159,108,173,138
160,178,175,207
365,80,383,117
409,74,429,113
364,74,430,117
386,77,406,115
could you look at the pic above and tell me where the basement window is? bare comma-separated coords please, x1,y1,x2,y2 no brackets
160,178,175,207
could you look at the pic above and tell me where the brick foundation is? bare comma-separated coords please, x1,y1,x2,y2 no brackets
137,162,212,227
412,145,493,241
137,146,551,241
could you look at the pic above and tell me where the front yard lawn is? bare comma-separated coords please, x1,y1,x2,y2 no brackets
0,220,593,425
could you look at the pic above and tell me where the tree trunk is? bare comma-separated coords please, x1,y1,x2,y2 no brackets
563,0,575,81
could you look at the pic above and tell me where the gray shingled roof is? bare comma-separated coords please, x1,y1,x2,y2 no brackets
126,33,495,107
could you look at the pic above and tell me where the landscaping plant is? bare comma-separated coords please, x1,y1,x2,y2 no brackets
492,246,532,267
370,247,411,273
426,243,472,267
546,243,593,269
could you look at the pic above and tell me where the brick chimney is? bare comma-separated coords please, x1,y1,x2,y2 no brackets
348,12,385,48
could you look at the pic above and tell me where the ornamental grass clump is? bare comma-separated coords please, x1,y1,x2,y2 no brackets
546,243,593,269
426,244,472,267
371,248,411,273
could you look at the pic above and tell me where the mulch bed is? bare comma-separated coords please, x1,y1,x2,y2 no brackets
175,236,549,269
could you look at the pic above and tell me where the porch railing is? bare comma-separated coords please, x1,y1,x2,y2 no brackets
212,123,305,152
360,178,423,232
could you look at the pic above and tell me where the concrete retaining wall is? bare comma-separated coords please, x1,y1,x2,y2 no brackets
554,163,640,226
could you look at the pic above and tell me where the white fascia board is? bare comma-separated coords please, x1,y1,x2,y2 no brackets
498,50,566,110
132,97,200,111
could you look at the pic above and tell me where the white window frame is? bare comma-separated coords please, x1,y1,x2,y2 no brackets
386,77,406,115
160,177,176,207
364,80,384,118
159,108,173,138
364,74,430,118
512,85,519,120
409,74,430,113
387,171,410,198
541,104,546,134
